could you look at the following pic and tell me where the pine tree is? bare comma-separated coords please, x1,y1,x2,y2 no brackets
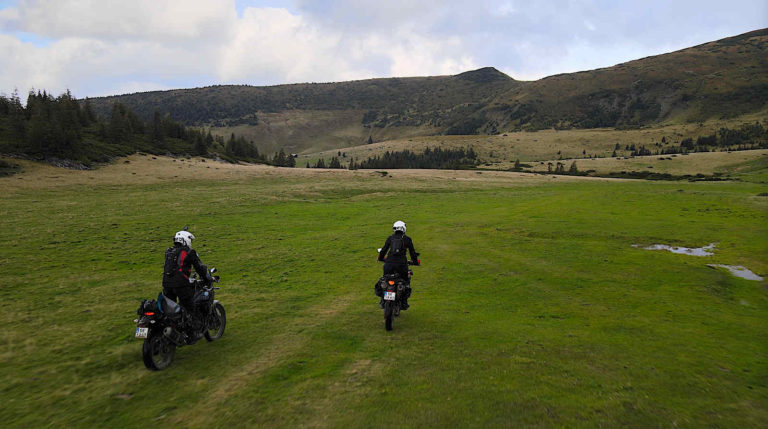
225,133,236,156
108,103,131,143
568,161,578,174
7,90,26,143
83,98,97,124
275,148,287,166
151,111,163,143
194,133,207,156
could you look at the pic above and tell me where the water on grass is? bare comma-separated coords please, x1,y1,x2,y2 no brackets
707,264,764,281
633,243,764,281
633,243,716,256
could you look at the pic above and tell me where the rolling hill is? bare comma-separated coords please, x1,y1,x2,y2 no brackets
482,29,768,130
86,29,768,155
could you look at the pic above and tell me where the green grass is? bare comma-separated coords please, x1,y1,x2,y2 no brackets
1,162,767,427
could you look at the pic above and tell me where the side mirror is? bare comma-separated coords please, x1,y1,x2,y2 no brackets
210,267,217,274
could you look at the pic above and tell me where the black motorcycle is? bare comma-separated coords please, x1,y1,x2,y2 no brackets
376,259,418,331
134,268,226,370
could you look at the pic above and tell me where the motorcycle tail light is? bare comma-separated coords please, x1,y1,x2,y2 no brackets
144,312,155,316
388,280,395,285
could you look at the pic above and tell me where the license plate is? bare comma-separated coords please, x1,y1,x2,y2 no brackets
384,291,396,301
135,326,148,339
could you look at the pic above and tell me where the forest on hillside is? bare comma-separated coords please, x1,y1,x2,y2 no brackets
306,147,478,170
0,90,294,167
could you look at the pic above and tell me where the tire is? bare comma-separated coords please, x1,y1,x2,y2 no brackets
384,301,394,331
204,302,226,342
142,330,175,371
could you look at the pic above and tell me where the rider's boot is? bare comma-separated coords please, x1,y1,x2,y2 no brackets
186,315,204,344
401,286,412,310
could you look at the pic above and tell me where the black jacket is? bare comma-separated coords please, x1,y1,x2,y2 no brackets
378,232,418,265
162,245,209,289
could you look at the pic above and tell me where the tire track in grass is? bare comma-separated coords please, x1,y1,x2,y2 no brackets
167,295,358,426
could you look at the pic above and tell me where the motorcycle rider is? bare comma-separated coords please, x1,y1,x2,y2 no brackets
162,229,212,341
377,220,419,309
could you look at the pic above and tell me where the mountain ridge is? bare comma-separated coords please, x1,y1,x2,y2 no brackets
86,28,768,154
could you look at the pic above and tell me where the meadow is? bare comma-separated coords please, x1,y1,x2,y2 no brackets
304,112,768,169
1,155,766,427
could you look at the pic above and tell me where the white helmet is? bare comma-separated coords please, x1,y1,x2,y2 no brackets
393,220,406,233
174,230,195,248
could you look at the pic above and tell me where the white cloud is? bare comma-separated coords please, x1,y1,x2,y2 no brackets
1,1,483,95
357,30,478,77
8,0,237,41
494,1,516,17
0,5,19,25
218,6,479,84
1,0,766,97
218,7,345,84
110,80,174,95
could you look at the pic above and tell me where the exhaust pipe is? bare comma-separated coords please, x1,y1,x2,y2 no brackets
163,326,185,346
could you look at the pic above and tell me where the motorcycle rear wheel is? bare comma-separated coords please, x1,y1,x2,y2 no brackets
204,302,227,341
384,301,394,331
142,330,176,371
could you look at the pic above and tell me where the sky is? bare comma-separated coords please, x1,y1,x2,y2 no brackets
0,0,766,98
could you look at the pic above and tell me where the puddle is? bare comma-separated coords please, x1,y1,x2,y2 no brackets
634,243,763,281
633,243,715,256
707,265,764,281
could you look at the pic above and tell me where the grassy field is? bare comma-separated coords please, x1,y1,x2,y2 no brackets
521,150,768,181
304,112,768,168
1,156,767,427
212,110,439,156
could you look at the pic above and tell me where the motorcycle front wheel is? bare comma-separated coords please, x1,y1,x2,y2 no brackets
384,301,394,331
142,330,176,371
204,302,226,342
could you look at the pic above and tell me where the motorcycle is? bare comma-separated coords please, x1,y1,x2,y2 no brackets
376,250,419,331
133,268,226,370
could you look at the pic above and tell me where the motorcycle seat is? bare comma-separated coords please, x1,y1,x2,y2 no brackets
160,296,182,315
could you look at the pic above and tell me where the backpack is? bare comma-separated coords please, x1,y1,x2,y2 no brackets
163,247,182,277
389,234,405,257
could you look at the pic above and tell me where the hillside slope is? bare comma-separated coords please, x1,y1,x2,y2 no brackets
86,29,768,154
88,67,519,153
483,29,768,130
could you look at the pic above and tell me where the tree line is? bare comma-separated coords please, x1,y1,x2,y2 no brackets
628,122,767,157
354,146,477,169
305,147,478,170
0,89,292,166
